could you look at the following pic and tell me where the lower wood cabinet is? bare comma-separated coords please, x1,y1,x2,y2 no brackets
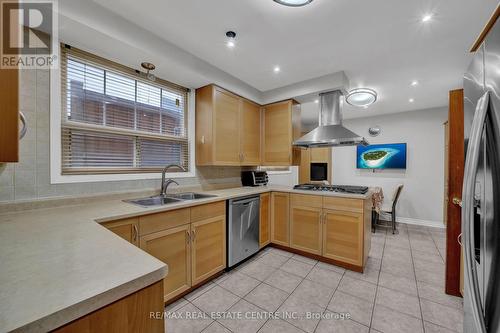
259,193,271,248
101,218,139,246
271,192,290,246
52,281,164,333
290,194,323,255
322,209,363,266
140,224,191,302
191,215,226,286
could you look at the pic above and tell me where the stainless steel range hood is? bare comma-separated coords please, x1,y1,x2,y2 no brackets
293,90,369,148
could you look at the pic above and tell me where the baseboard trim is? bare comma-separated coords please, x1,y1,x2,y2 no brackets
378,215,445,229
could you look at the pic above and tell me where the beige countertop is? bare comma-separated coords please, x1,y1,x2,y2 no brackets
0,185,371,332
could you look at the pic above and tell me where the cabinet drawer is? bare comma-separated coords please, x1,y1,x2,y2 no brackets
323,197,363,213
190,201,225,222
291,194,323,208
139,208,190,235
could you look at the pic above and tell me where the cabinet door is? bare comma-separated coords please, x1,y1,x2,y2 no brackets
102,218,139,246
322,209,363,266
271,192,290,246
240,99,261,165
262,101,292,165
191,215,226,285
0,66,19,162
140,224,191,302
213,88,240,165
310,147,330,163
290,205,322,255
260,193,271,248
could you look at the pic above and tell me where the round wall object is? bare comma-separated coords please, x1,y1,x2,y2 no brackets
368,126,381,137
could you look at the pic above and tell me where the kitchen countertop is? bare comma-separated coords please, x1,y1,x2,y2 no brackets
0,185,371,332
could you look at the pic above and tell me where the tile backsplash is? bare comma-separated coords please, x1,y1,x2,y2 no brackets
0,69,246,202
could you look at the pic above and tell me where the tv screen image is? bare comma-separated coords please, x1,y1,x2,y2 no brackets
356,143,407,169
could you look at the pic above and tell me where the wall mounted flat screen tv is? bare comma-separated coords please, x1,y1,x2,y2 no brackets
357,143,407,169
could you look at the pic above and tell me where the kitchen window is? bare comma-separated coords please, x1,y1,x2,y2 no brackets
59,44,190,175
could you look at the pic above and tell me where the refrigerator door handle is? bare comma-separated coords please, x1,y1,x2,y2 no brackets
463,91,490,333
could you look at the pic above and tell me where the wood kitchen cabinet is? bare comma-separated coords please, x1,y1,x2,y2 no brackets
261,100,301,166
271,192,290,246
0,67,19,162
140,224,191,302
195,85,260,166
290,194,323,255
102,218,139,246
259,192,271,248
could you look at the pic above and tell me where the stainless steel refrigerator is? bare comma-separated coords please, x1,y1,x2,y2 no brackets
463,16,500,333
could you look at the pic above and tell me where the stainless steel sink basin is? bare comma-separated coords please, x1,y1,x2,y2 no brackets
124,196,183,207
124,192,217,207
169,192,218,200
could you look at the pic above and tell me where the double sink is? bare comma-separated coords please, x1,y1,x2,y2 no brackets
125,192,218,207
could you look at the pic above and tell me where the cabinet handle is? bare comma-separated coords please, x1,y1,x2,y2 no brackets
186,231,190,244
133,224,138,242
458,233,462,246
19,112,27,140
192,229,196,241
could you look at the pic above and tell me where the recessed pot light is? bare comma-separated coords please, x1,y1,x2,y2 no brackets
226,31,236,48
422,14,433,22
409,98,415,103
346,88,377,107
411,80,419,86
314,99,319,104
274,0,313,7
273,66,281,73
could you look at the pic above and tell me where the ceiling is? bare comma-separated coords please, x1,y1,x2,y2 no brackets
91,0,496,121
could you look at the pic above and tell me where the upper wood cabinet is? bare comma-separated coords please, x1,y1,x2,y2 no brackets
259,192,271,248
195,85,260,166
271,192,290,246
299,146,332,184
102,218,139,246
0,67,19,162
261,100,301,166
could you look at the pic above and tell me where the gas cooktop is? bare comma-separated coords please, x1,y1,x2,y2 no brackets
293,184,369,194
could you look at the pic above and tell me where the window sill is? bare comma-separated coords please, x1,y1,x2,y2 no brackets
266,170,292,175
51,171,197,184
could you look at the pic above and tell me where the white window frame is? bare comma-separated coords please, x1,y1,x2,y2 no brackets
50,46,196,184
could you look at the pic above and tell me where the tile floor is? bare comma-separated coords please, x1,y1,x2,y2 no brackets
164,224,463,333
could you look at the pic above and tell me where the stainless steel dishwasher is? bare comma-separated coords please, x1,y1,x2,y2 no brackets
227,195,260,268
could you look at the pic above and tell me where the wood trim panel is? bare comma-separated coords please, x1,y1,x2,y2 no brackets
190,201,225,223
470,4,500,52
139,208,190,236
259,193,271,248
446,89,464,297
323,196,363,213
0,66,19,162
52,281,164,333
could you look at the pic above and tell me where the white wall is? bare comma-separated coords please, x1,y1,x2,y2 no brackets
331,107,448,227
267,167,299,187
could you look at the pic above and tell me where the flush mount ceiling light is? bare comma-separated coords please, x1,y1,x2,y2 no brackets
274,0,313,7
226,31,236,48
345,88,377,107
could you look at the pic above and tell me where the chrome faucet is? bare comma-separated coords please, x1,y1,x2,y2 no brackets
160,164,186,196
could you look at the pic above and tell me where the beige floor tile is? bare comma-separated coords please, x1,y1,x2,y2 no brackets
238,260,277,281
202,321,231,333
423,321,459,333
165,298,189,312
192,285,240,314
185,282,216,302
316,313,369,333
375,286,421,318
413,258,445,275
305,266,343,289
218,271,260,297
264,269,302,293
411,249,444,264
256,252,290,268
417,281,463,309
267,247,294,258
328,290,374,326
316,261,346,274
277,295,324,333
381,259,415,279
345,265,380,284
280,259,314,278
337,276,377,303
218,299,267,333
420,299,463,332
378,271,417,296
371,304,424,333
415,268,445,287
291,253,318,265
165,302,213,333
258,318,304,333
244,283,289,312
291,278,335,308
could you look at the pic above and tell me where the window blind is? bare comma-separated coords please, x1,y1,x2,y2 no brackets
60,44,189,174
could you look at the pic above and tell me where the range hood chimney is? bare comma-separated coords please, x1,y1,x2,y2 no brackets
293,90,369,148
